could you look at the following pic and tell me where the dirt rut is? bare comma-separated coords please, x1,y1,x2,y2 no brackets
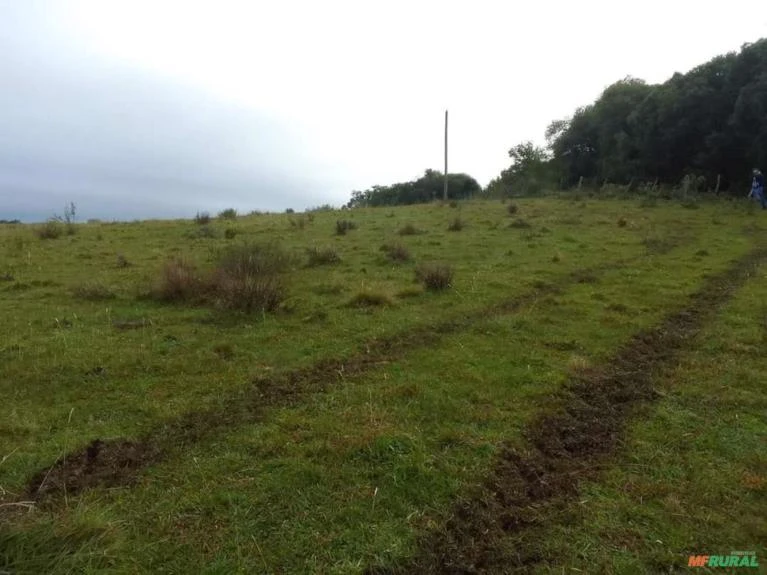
368,248,766,574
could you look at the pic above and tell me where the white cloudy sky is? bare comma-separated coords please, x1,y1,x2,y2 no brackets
1,0,765,220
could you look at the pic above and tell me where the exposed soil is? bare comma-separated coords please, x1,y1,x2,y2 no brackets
21,244,686,503
368,248,766,574
27,439,160,499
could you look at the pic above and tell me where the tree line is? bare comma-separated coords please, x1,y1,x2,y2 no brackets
349,38,766,206
346,169,481,208
492,38,767,196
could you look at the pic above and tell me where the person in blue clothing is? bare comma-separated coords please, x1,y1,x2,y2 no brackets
749,168,765,209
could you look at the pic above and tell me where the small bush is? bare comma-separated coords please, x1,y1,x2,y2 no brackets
447,217,464,232
449,200,458,208
211,242,292,312
116,254,131,268
194,212,211,225
416,263,453,291
335,220,357,235
306,246,341,266
380,242,411,262
285,208,295,214
617,217,627,227
348,290,393,308
153,258,205,302
509,218,531,229
507,203,518,215
72,282,117,301
224,228,238,239
218,208,238,220
36,220,63,239
398,223,420,236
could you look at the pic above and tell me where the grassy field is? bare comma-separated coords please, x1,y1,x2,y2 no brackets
0,197,765,573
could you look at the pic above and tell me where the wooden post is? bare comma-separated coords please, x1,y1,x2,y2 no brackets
443,110,448,202
715,174,721,195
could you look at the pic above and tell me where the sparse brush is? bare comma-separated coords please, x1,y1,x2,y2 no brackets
152,257,206,302
398,223,420,236
210,242,292,312
380,242,411,262
335,220,357,235
306,246,341,266
36,220,63,239
449,200,458,208
447,217,464,231
416,263,454,291
71,282,117,301
348,290,394,308
116,254,131,268
507,203,518,215
224,228,238,239
218,208,238,220
194,211,211,225
617,217,628,227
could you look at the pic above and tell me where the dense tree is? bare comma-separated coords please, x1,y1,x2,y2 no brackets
496,38,767,194
346,170,481,208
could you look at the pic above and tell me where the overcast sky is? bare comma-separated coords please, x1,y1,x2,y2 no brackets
1,1,765,221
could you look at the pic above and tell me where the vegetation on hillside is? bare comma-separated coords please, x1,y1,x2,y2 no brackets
347,170,481,208
488,38,767,197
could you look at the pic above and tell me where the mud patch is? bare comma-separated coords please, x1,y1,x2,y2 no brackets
27,439,159,500
371,248,766,574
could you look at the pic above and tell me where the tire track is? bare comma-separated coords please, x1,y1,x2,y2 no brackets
18,239,691,504
370,247,767,574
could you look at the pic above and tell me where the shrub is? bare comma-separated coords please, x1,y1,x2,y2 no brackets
306,246,341,266
335,220,357,235
447,217,464,231
153,258,206,302
194,211,211,225
218,208,238,220
507,203,518,215
380,242,411,262
617,217,627,227
210,242,292,312
36,220,63,239
449,200,458,208
224,228,238,239
116,254,131,268
285,208,295,214
398,223,420,236
72,282,117,301
348,290,393,308
416,263,453,291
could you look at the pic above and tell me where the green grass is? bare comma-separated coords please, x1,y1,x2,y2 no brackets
0,197,764,573
532,264,767,574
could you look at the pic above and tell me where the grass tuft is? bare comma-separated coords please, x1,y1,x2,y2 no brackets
416,263,454,291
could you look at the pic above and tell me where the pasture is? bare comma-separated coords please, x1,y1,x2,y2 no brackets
1,197,765,573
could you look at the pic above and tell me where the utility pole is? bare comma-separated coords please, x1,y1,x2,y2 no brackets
443,109,448,202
